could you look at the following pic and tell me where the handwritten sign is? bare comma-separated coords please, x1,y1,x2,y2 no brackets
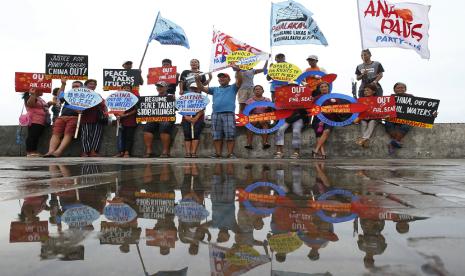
146,229,176,248
226,51,259,70
358,96,396,119
62,204,100,228
9,221,48,243
106,91,139,113
175,92,210,115
136,96,176,123
15,72,52,93
134,192,175,219
226,245,269,266
267,62,302,82
275,85,314,109
387,95,440,128
100,221,141,245
103,69,143,91
103,202,138,223
174,199,209,223
148,66,177,84
268,232,303,254
45,53,88,80
64,88,102,111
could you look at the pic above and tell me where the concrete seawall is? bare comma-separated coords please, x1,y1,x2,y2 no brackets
1,123,464,158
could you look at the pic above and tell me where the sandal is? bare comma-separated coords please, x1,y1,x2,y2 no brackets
244,145,253,150
185,153,192,158
290,152,300,159
273,152,284,159
143,153,155,158
262,143,271,150
191,153,198,158
159,153,171,158
113,152,124,158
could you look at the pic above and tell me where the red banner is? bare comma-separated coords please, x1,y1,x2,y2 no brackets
10,221,48,243
148,66,177,84
15,72,52,93
358,96,397,119
274,85,314,109
146,229,176,248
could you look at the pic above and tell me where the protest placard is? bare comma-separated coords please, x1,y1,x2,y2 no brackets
63,88,102,111
134,192,175,219
147,66,177,84
62,204,100,228
103,69,143,91
267,232,303,254
136,96,176,123
103,202,138,223
100,221,141,245
226,51,260,70
274,85,314,109
15,72,52,93
106,91,139,113
9,221,48,243
175,92,210,116
358,96,396,119
387,95,439,128
45,53,88,80
267,62,302,82
174,199,209,223
146,229,176,248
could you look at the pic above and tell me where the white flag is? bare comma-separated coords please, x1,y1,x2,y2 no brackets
357,0,430,59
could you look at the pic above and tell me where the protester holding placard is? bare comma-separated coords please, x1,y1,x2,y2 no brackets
356,84,378,148
355,49,384,97
304,55,327,92
122,60,144,86
44,80,82,158
181,83,206,158
50,88,62,123
236,60,268,114
80,79,107,157
143,81,175,158
244,85,271,150
266,53,286,102
113,84,139,158
196,70,243,159
179,59,211,95
22,88,52,157
310,82,334,159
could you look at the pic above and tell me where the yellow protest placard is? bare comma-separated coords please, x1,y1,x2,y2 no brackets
226,51,259,70
268,63,302,82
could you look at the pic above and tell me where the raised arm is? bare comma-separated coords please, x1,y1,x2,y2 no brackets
195,74,209,93
255,59,269,75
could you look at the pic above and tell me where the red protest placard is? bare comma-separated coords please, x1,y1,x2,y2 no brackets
147,66,177,84
9,221,49,243
358,96,396,119
275,85,314,109
146,229,176,248
15,72,52,93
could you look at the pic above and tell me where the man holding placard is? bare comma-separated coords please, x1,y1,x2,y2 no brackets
266,53,286,102
196,70,242,159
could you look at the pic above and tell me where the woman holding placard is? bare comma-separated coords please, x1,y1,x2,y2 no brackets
23,87,52,157
356,84,378,148
181,83,206,158
115,84,138,158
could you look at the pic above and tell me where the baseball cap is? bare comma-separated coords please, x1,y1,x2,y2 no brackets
217,73,230,78
155,81,168,87
307,55,318,61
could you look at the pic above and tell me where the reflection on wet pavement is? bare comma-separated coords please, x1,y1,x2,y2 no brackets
1,158,465,275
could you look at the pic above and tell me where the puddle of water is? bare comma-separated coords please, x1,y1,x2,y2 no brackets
0,162,464,276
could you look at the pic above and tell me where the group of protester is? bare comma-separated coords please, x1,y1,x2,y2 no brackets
21,50,418,158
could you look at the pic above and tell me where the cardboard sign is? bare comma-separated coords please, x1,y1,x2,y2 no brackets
63,88,103,111
62,204,100,228
103,69,143,91
136,96,176,123
106,91,139,113
45,53,88,80
358,96,396,119
100,221,141,245
387,95,440,128
146,229,176,248
174,199,209,223
226,51,259,70
274,85,314,109
267,62,302,82
9,221,48,243
175,92,210,115
134,192,175,219
268,232,303,254
103,202,138,223
147,66,177,84
15,72,52,93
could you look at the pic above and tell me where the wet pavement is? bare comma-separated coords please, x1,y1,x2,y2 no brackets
1,157,465,276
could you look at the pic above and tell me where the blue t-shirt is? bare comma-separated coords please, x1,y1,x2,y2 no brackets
208,84,238,113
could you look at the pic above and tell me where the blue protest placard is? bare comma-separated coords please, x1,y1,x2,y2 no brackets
175,92,210,116
64,88,102,111
62,204,100,228
103,202,138,223
175,199,209,223
106,91,139,113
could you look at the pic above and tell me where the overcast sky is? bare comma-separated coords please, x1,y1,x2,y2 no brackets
1,0,464,125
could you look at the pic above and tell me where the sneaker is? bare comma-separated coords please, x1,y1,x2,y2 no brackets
390,140,402,149
244,145,253,150
273,152,284,159
290,152,300,159
227,154,237,159
210,153,221,159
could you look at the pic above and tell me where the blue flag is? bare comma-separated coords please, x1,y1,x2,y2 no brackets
148,12,190,49
270,0,328,47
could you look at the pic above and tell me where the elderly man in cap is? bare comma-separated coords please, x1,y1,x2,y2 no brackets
305,55,327,92
196,69,242,158
143,81,175,158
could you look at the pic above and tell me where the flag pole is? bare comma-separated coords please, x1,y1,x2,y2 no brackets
356,0,365,50
139,12,160,70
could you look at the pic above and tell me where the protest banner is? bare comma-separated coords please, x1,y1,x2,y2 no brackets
99,221,141,245
9,221,48,243
175,93,210,116
268,232,303,254
63,88,103,138
358,96,396,119
146,229,176,248
275,85,314,109
134,192,175,220
45,53,88,80
15,72,52,93
267,63,302,82
209,244,270,276
210,29,269,72
174,199,209,223
106,91,139,113
136,96,176,123
226,51,260,71
62,204,100,228
357,0,431,59
147,66,177,84
270,0,328,46
387,95,439,128
226,245,270,267
103,201,138,223
103,69,143,91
